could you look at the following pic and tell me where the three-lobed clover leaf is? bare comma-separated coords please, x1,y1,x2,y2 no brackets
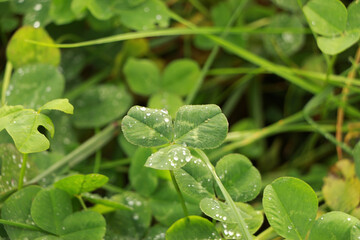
303,0,360,55
121,104,229,170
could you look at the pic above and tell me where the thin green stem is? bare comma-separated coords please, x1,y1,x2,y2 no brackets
185,0,248,104
0,219,43,231
26,27,310,49
77,195,87,210
169,11,321,94
170,170,189,218
102,183,124,194
1,61,13,106
93,127,101,173
255,227,276,240
18,153,28,190
195,149,252,240
27,123,118,185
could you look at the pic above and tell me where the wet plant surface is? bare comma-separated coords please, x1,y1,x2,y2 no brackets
0,0,360,239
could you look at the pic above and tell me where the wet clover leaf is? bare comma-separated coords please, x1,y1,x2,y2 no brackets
6,64,65,109
31,188,73,235
174,105,228,149
308,212,360,240
215,154,261,202
263,177,318,240
121,106,173,147
145,144,193,170
114,0,170,31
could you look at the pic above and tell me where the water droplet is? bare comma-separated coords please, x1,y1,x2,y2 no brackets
33,21,40,28
347,217,351,221
34,3,42,11
140,107,146,111
164,118,169,123
156,15,162,20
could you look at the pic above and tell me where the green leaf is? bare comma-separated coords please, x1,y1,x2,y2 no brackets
54,174,109,195
87,0,116,20
105,192,151,239
308,212,360,240
303,0,347,36
174,104,228,149
271,0,305,11
49,0,77,25
263,177,318,240
38,99,74,114
60,211,106,240
316,32,360,55
31,188,72,235
23,0,51,28
121,106,173,147
352,224,360,240
6,110,55,153
162,59,200,96
114,0,170,30
73,84,132,128
215,154,261,202
82,193,132,211
129,148,158,196
0,144,38,193
144,224,167,240
7,64,65,109
124,58,160,96
2,186,44,240
166,216,221,240
200,198,263,234
6,26,60,69
263,14,304,56
200,197,244,223
231,202,264,234
148,92,184,119
145,144,193,170
173,157,214,203
347,1,360,31
0,105,24,132
10,0,51,28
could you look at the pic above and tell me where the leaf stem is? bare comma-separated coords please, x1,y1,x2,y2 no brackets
0,218,42,231
17,153,28,190
195,149,252,240
170,170,188,218
254,227,276,240
1,61,13,106
77,195,87,210
336,47,360,160
185,0,248,104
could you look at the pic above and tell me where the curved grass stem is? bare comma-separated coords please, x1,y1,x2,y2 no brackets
195,149,252,240
1,61,13,106
18,153,28,190
170,170,189,218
